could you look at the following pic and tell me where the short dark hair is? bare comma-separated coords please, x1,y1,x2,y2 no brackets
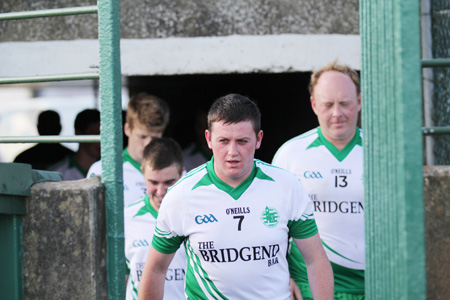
74,109,100,133
37,110,61,135
142,138,183,174
207,94,261,134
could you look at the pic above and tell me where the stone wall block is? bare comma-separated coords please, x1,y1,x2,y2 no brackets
22,177,107,299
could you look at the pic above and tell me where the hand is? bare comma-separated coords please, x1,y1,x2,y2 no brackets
289,277,303,300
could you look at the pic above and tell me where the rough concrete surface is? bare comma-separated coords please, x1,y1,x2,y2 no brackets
22,177,107,299
423,166,450,299
0,0,359,42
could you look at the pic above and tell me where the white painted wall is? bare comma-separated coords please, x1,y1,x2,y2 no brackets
0,34,360,162
1,34,360,77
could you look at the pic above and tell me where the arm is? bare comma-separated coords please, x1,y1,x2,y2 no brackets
293,233,334,300
138,246,176,300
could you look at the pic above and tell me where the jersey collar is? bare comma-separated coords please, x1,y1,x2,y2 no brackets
133,195,158,219
193,157,274,200
123,147,142,173
307,127,362,162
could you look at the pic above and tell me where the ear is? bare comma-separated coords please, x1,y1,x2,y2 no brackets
124,122,131,137
357,93,362,112
255,130,263,150
205,129,213,149
310,96,319,116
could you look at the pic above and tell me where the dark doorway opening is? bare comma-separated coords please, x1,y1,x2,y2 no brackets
128,72,317,163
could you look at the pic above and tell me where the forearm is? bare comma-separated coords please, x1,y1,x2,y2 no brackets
293,234,334,300
138,267,165,300
306,257,334,300
138,247,175,300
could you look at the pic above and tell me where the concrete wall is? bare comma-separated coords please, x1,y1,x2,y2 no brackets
23,177,107,299
0,0,361,77
423,166,450,299
0,0,359,42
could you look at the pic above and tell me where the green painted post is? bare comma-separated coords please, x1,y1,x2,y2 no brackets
0,163,62,299
97,0,124,299
0,213,24,300
360,0,426,299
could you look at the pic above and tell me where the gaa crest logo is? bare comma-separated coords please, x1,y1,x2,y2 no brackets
195,214,218,224
260,206,279,228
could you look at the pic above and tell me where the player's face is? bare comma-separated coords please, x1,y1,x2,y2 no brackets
142,163,181,211
125,122,163,163
80,121,101,160
205,120,263,187
311,71,361,148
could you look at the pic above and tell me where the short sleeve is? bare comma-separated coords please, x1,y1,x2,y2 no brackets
152,186,186,254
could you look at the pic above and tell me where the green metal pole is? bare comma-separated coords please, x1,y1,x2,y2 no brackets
0,72,99,84
360,0,426,299
0,136,100,143
0,6,98,21
421,58,450,68
422,126,450,135
97,0,124,299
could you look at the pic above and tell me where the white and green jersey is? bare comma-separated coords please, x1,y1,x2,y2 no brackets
49,154,87,180
125,195,186,300
152,158,318,300
273,127,364,295
87,148,146,207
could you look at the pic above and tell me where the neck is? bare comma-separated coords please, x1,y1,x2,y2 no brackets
322,130,356,151
75,149,100,171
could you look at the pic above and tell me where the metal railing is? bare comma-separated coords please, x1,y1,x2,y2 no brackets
421,59,450,138
0,1,124,299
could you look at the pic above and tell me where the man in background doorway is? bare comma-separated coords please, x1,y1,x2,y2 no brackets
50,109,100,180
87,93,170,207
14,110,73,170
273,61,364,300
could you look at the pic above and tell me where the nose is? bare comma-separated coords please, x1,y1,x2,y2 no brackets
227,141,239,156
332,104,342,118
156,184,168,198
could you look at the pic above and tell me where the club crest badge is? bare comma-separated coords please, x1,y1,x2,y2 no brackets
260,206,279,228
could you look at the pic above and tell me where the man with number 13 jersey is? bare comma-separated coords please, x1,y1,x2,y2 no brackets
273,127,364,295
273,62,365,299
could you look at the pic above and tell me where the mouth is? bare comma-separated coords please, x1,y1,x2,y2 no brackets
331,121,347,127
226,160,240,167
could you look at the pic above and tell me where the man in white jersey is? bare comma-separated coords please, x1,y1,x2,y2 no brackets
87,93,170,207
125,138,186,300
273,62,364,300
139,94,333,300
